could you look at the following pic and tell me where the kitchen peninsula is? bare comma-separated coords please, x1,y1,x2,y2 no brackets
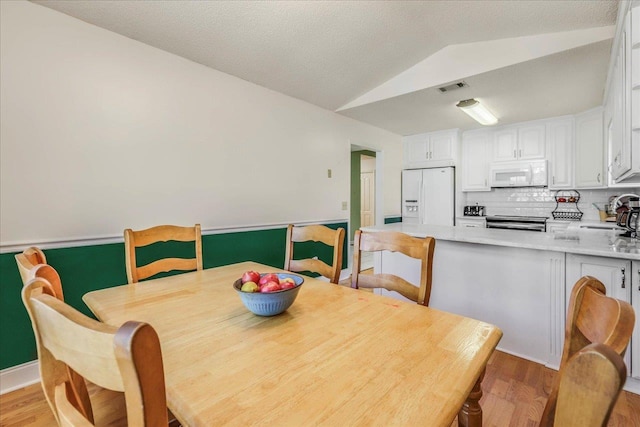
361,223,640,394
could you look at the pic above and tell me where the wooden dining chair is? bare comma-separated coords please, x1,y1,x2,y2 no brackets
539,276,635,426
284,224,345,284
15,247,65,300
15,248,96,420
351,230,435,306
22,277,169,427
551,343,627,427
124,224,203,284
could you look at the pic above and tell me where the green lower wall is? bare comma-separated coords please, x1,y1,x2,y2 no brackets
0,222,347,370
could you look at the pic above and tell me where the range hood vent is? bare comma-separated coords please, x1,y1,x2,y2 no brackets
438,81,469,93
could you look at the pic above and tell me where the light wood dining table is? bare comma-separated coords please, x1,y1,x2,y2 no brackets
83,261,502,427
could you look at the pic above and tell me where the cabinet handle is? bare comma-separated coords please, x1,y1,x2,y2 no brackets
621,267,626,289
484,179,487,187
519,149,522,157
597,173,601,183
513,149,517,158
552,176,555,185
638,269,640,291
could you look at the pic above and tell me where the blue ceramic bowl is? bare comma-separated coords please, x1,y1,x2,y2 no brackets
233,273,304,316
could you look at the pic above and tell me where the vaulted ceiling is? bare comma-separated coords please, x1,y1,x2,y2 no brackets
33,0,619,135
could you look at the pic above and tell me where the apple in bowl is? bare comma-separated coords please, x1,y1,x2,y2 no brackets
233,272,305,316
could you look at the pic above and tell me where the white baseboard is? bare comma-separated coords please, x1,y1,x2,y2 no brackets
0,360,40,395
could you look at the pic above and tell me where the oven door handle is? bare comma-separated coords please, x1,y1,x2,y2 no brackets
486,223,545,231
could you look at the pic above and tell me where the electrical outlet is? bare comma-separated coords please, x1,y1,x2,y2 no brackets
342,201,348,210
328,169,332,178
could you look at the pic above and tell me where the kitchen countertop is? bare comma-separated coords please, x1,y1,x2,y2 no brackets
361,223,640,260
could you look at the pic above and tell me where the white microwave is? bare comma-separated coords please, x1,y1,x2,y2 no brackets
489,160,548,188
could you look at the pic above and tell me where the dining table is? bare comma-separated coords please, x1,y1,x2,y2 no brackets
83,261,502,427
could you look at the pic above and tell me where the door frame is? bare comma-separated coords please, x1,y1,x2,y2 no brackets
349,144,384,243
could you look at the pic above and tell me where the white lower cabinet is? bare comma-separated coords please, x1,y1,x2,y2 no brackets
566,254,632,380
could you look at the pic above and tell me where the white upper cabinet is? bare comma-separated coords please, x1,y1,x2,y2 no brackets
608,5,640,184
493,128,518,161
518,125,546,160
461,130,491,191
402,129,458,169
575,108,605,188
546,118,574,189
492,124,545,161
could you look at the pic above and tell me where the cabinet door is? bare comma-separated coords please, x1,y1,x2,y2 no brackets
566,254,632,369
575,108,605,188
632,261,640,380
429,132,454,161
546,119,574,189
493,128,518,161
610,27,631,181
461,131,490,191
518,124,546,160
403,135,429,168
403,131,456,168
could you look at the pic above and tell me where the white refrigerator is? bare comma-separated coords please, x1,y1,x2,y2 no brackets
402,167,455,226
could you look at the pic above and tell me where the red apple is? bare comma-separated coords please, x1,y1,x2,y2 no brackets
241,270,260,284
260,282,281,293
259,273,280,287
280,282,295,290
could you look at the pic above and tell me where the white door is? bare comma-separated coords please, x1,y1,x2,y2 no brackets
360,172,375,227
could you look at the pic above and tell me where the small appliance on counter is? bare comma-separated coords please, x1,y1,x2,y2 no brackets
615,196,639,238
464,204,486,216
613,194,639,238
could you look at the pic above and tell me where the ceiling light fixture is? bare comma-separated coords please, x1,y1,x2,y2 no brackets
456,99,498,126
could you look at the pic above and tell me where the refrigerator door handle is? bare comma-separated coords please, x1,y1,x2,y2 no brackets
419,177,425,224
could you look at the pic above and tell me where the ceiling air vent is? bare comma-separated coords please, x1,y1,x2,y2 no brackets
438,81,469,93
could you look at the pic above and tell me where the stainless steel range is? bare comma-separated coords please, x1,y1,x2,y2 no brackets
485,215,549,232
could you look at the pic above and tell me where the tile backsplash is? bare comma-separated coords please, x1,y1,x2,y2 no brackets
464,187,640,221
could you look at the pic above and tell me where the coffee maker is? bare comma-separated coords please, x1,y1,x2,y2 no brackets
614,194,640,238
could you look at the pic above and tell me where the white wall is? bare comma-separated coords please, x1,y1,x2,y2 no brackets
0,1,402,246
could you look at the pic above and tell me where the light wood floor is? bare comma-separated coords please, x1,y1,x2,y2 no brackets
1,351,639,426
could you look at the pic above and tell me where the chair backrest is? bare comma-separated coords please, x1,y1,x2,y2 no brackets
351,230,435,306
540,276,635,426
15,247,64,302
552,343,627,427
22,278,168,426
284,224,345,284
124,224,203,284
